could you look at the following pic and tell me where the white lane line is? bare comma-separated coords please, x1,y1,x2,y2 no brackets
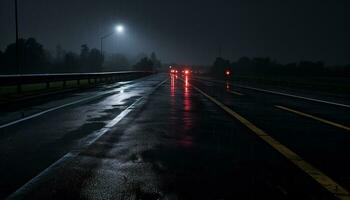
0,93,111,129
7,79,168,199
6,153,75,200
276,105,350,131
235,84,350,108
0,77,155,129
0,79,147,129
6,99,142,200
194,77,350,108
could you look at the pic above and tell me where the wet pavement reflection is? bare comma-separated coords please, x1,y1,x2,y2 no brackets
3,74,339,199
226,81,230,91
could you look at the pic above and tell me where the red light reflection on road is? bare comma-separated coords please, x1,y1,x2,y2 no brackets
179,135,192,148
170,74,176,97
226,81,230,91
184,76,190,110
182,75,193,147
169,74,193,148
185,76,189,93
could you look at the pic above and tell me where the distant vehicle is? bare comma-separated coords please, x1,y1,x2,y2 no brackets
169,66,178,74
225,69,231,79
169,66,192,76
171,69,177,73
183,69,190,75
225,69,231,75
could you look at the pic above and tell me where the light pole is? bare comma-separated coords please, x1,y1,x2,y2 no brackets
15,0,21,92
100,24,124,57
15,0,19,71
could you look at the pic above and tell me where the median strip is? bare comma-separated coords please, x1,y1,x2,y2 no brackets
276,105,350,131
192,85,350,200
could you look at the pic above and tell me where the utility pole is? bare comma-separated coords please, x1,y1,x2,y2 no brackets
15,0,21,92
15,0,19,74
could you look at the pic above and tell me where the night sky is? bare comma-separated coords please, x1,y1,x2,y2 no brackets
1,0,349,65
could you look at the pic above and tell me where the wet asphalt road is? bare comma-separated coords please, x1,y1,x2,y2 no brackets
0,73,349,199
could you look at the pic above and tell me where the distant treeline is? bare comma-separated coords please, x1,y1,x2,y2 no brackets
210,57,350,78
0,38,103,74
0,38,161,74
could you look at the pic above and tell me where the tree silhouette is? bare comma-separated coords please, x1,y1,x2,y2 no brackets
133,57,154,71
76,45,104,72
210,57,230,77
0,38,48,74
150,52,162,69
88,48,104,72
105,53,129,68
55,45,65,63
0,38,107,74
64,52,79,72
79,44,90,72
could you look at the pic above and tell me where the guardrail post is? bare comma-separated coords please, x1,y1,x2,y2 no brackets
63,80,66,87
77,79,80,85
46,82,50,89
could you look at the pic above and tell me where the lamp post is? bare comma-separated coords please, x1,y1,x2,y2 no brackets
100,24,124,57
15,0,21,92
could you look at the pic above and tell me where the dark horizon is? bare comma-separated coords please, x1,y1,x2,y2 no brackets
1,0,350,65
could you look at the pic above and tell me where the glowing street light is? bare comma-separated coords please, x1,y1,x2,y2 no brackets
115,25,124,33
101,24,125,56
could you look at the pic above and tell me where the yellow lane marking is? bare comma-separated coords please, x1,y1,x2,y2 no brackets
192,85,350,200
228,90,244,96
276,105,350,131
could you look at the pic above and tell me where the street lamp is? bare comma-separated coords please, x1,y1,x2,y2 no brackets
14,0,21,92
100,24,124,56
115,25,124,34
15,0,19,73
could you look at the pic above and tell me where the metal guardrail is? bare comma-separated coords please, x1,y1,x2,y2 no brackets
0,71,153,92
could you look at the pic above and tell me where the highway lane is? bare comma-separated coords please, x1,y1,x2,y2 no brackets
231,78,350,107
192,77,350,196
0,75,157,127
195,77,349,126
0,74,167,198
4,74,342,199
